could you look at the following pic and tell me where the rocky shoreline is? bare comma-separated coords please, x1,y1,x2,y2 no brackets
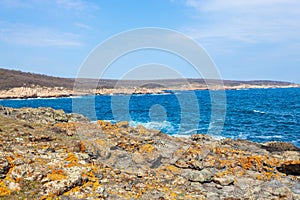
0,106,299,199
0,84,299,99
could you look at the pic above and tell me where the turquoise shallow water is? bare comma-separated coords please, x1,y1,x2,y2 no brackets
1,88,299,147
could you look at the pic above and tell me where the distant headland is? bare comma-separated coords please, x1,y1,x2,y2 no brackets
0,68,299,99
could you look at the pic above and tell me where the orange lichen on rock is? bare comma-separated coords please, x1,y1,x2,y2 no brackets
97,120,114,130
78,141,86,153
54,122,78,129
140,144,155,153
0,180,11,196
47,169,67,181
6,156,15,168
64,153,80,167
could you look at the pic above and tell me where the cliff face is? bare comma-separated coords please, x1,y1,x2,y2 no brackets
0,107,299,199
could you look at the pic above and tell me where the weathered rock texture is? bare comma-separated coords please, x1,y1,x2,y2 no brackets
0,107,299,199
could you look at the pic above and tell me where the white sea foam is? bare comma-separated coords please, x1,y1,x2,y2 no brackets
255,135,283,139
253,110,265,114
182,128,199,134
70,95,87,99
211,135,226,140
104,119,117,123
129,120,175,132
172,134,191,138
237,132,250,139
147,93,171,96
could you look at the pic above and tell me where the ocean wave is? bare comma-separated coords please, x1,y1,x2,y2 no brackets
70,95,88,99
129,120,175,132
255,135,283,139
236,132,250,140
146,93,171,96
104,119,117,123
182,128,200,134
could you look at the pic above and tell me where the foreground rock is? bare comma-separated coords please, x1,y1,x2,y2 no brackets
0,107,299,199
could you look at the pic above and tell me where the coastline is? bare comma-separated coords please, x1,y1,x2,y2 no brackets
0,106,299,199
0,84,299,100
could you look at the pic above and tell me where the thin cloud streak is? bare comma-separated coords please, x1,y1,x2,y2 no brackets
0,22,83,47
55,0,98,10
184,0,300,44
74,22,92,30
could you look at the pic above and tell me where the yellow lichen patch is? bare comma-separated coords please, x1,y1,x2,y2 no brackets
283,160,300,165
237,155,275,172
5,168,16,183
116,137,141,152
13,153,24,159
65,153,78,162
265,157,281,167
115,121,129,128
63,186,81,196
216,171,230,178
0,180,11,196
97,120,114,130
81,170,96,182
47,169,67,181
167,165,181,174
136,125,149,135
140,144,155,153
40,195,57,200
64,153,80,167
54,122,78,129
33,157,48,165
92,180,102,190
78,141,86,153
94,139,109,148
261,172,276,181
6,156,15,168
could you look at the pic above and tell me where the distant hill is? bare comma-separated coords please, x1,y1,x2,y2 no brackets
0,68,296,90
0,68,75,90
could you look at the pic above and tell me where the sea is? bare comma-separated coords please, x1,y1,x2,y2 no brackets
1,88,299,147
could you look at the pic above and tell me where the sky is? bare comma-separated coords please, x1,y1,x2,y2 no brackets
0,0,299,83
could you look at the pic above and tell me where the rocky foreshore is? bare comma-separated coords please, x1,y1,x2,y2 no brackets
0,106,299,199
0,83,299,99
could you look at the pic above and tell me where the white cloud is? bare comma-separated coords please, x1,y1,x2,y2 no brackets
183,0,300,44
55,0,98,10
0,22,83,47
74,22,92,30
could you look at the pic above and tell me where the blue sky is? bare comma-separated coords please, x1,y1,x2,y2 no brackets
0,0,299,83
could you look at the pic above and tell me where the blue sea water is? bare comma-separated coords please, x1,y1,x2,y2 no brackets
0,88,299,147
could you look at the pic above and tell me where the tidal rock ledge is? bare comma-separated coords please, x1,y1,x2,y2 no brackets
0,106,299,199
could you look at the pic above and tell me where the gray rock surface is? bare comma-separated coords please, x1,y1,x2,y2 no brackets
0,107,299,199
